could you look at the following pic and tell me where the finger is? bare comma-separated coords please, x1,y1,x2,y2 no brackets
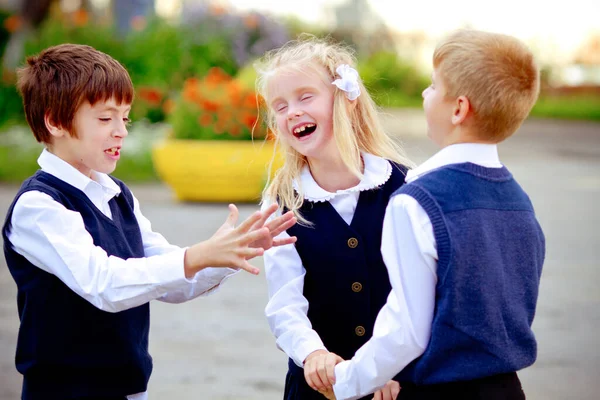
225,204,239,228
325,353,337,385
266,210,294,230
238,247,265,260
272,236,297,247
268,215,297,237
382,387,392,400
250,205,272,231
241,227,270,246
316,356,330,390
304,364,320,391
233,259,260,275
261,202,279,221
237,210,265,233
391,382,401,399
308,361,327,391
373,390,382,400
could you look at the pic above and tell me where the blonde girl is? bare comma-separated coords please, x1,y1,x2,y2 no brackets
256,35,413,400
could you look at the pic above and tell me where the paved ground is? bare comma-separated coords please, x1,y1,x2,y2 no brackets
0,109,599,399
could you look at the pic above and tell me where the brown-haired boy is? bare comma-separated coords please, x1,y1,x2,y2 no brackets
2,43,296,399
323,29,546,400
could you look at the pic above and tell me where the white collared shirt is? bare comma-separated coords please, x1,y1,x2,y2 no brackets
333,143,503,400
7,149,238,400
263,153,399,367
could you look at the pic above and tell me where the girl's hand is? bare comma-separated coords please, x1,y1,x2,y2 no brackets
304,350,344,391
372,380,401,400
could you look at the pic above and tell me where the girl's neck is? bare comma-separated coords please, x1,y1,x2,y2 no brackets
307,153,363,193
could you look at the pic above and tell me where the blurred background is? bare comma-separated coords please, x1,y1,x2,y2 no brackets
0,0,599,399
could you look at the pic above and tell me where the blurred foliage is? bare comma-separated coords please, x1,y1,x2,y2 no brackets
359,51,429,108
168,67,269,140
531,95,600,121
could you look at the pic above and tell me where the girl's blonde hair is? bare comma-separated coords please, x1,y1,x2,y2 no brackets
255,34,412,223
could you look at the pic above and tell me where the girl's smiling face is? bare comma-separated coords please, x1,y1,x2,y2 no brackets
267,66,338,161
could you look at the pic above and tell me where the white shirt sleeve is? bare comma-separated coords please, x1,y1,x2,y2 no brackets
8,190,209,313
333,194,438,400
131,194,238,303
261,200,326,367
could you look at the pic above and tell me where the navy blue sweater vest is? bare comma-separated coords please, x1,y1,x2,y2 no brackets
286,163,407,377
2,171,152,399
393,163,545,385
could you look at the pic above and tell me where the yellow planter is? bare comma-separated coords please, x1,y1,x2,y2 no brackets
152,139,282,202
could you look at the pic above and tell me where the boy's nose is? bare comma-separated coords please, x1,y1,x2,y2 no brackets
113,122,129,138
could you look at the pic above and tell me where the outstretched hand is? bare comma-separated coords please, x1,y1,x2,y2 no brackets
184,204,271,277
249,203,297,250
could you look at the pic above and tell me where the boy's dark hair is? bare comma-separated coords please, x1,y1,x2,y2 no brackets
16,43,134,143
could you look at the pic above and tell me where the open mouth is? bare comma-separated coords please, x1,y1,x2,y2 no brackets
293,123,317,138
104,147,120,157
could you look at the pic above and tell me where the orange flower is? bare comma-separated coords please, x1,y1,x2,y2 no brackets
244,14,259,29
198,114,213,127
205,67,231,86
3,15,22,33
162,99,175,114
138,87,162,106
241,113,258,130
229,125,241,136
243,93,257,109
72,9,89,27
209,4,227,16
226,81,242,105
201,100,220,112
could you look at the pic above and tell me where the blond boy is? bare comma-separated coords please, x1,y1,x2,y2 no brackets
326,29,545,400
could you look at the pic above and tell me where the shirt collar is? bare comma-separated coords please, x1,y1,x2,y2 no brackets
37,148,121,199
406,143,502,183
294,153,393,203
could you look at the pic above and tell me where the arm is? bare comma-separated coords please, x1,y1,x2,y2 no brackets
8,191,192,313
131,194,239,303
8,191,270,313
262,201,327,367
332,194,438,400
264,235,327,366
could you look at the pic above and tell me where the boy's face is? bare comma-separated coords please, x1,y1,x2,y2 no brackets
49,98,131,178
267,67,337,161
422,69,455,147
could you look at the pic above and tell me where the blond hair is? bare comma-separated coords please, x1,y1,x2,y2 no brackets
433,29,540,142
255,34,412,223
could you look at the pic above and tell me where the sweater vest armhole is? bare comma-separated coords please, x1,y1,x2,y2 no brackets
396,184,452,286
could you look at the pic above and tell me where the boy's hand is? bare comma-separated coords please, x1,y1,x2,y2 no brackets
372,381,401,400
184,204,271,277
249,203,297,250
304,350,344,392
318,387,337,400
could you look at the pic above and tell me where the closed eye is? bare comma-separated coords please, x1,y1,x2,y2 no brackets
276,105,287,113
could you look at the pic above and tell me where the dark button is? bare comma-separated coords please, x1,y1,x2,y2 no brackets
347,237,358,248
355,326,366,336
351,282,363,293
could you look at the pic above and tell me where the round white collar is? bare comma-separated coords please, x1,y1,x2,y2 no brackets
293,153,393,203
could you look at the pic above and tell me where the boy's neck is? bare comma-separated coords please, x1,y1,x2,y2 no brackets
307,154,363,193
439,128,497,148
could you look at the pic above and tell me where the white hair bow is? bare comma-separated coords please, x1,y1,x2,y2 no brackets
332,64,361,101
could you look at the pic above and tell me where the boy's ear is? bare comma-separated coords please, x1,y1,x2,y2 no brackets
44,113,66,138
451,95,470,125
